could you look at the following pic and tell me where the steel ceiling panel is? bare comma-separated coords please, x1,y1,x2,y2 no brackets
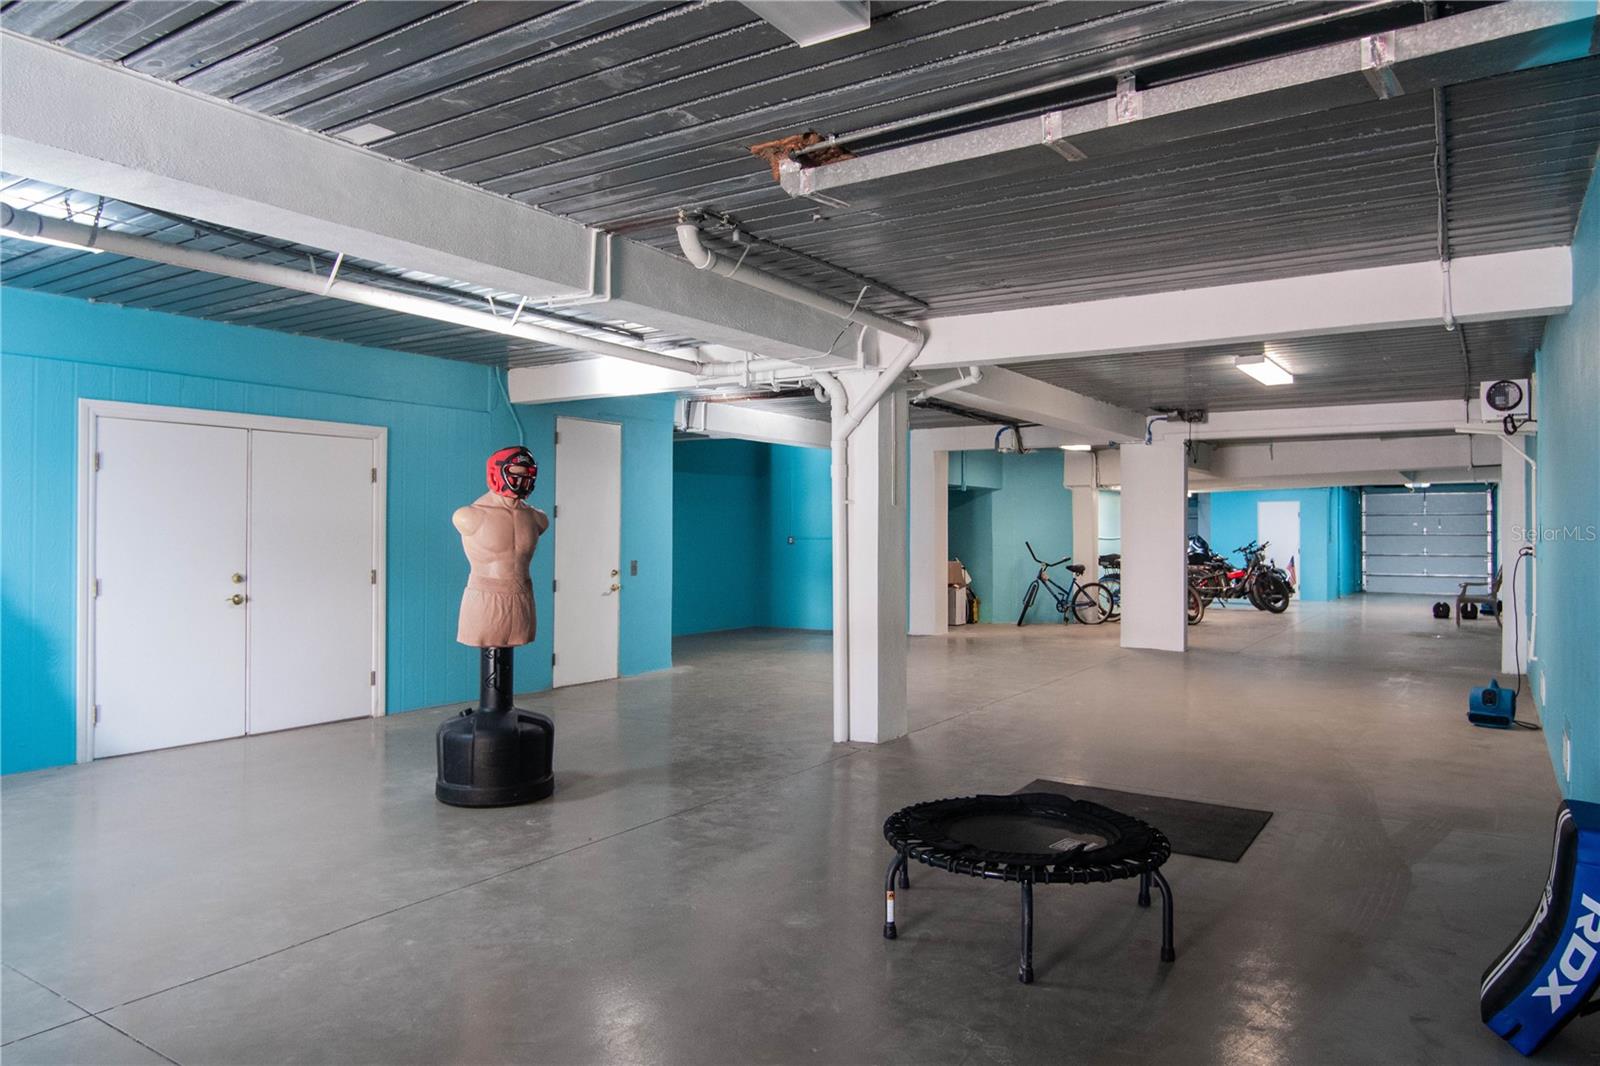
53,1,223,61
1008,319,1544,413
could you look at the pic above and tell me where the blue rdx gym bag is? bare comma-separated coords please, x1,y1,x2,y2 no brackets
1481,800,1600,1054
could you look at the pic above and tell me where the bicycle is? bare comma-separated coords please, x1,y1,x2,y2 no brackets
1017,542,1114,626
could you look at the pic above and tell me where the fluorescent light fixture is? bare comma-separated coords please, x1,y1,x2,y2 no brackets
740,1,870,46
335,123,394,145
1404,481,1432,490
1059,444,1092,452
1234,351,1293,386
1,228,103,252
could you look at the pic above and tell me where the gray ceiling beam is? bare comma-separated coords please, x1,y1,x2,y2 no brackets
0,32,847,363
781,1,1600,208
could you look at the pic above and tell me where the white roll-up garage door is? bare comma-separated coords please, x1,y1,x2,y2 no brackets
1361,487,1493,595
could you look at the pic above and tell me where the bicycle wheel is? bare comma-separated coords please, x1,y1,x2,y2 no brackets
1017,582,1038,626
1071,582,1114,625
1187,585,1205,625
1100,575,1121,621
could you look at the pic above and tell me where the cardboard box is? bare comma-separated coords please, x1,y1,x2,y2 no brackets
948,586,969,626
947,559,970,587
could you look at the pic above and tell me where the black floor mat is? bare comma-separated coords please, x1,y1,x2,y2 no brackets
1016,780,1272,863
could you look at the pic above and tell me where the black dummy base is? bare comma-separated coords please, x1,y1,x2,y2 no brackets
435,647,554,807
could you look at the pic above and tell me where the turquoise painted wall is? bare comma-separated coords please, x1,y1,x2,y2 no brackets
1206,487,1361,602
670,439,831,634
1532,158,1600,801
672,440,769,635
767,443,831,630
1,288,670,775
947,449,1074,624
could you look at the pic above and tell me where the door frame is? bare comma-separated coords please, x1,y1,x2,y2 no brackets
76,400,388,763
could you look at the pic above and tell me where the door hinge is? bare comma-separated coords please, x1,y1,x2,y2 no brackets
552,578,558,592
552,504,559,518
370,670,377,686
93,705,101,725
370,569,377,585
370,467,377,483
551,653,557,666
94,578,101,598
554,431,560,445
93,452,102,472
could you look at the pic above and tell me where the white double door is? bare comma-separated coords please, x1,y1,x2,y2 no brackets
92,413,378,758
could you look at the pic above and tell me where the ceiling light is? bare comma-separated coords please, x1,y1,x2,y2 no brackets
1235,352,1293,386
0,206,104,254
1059,444,1092,452
335,123,394,145
1405,481,1432,490
740,1,870,46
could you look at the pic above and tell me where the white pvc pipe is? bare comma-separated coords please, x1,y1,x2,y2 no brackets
913,365,980,403
1,206,803,378
677,223,922,344
812,370,851,744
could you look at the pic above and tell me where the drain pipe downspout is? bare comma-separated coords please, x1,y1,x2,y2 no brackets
679,218,927,742
812,370,852,744
811,330,927,743
677,221,922,345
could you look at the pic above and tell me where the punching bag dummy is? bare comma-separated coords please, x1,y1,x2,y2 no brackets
435,446,555,807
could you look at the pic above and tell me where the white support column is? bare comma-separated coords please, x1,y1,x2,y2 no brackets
841,371,909,742
909,434,949,636
1063,451,1101,577
1119,438,1189,652
1500,441,1532,676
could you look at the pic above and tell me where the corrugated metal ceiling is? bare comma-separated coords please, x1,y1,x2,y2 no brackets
1008,318,1543,413
0,0,1589,403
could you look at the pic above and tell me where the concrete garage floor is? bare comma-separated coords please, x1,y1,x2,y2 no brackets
3,596,1590,1064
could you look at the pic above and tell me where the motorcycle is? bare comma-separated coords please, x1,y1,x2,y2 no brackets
1188,536,1291,614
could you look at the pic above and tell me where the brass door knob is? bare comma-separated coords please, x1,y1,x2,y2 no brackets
610,568,619,577
227,594,245,605
231,573,246,584
609,583,621,592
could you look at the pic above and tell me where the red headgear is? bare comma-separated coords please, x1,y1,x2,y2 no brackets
486,446,537,500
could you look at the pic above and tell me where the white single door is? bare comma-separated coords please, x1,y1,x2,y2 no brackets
1257,500,1301,588
94,418,249,757
247,430,377,733
552,417,622,687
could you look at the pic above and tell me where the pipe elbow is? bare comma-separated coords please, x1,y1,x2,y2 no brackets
676,223,714,270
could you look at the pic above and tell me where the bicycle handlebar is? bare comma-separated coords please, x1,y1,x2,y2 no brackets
1024,541,1071,568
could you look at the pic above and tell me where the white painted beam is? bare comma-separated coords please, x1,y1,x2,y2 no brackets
508,359,698,404
0,32,846,363
1190,467,1499,493
675,401,830,449
932,365,1145,441
1200,433,1500,482
916,249,1571,370
1152,399,1473,441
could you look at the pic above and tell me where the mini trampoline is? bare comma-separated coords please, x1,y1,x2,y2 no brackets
882,793,1175,983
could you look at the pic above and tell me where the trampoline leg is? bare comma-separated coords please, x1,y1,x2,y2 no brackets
883,854,903,940
1137,872,1151,908
1019,879,1035,984
898,846,910,890
1152,869,1176,963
